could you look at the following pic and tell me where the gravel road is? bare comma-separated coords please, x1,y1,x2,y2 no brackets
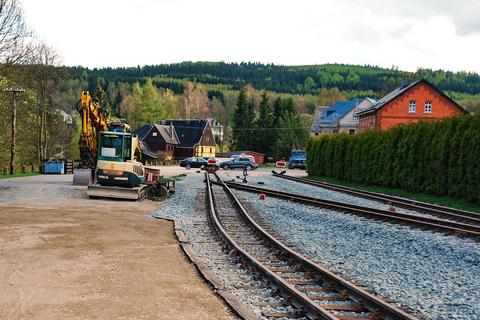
0,173,236,320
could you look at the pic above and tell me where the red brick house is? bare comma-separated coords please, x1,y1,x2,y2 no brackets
357,79,467,132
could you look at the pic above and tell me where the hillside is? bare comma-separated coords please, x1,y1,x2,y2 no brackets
67,62,480,96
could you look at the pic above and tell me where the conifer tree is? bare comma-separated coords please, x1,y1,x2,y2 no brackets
253,92,274,155
231,87,254,150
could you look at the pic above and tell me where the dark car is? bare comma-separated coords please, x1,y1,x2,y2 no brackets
179,157,208,169
219,157,258,170
288,149,307,169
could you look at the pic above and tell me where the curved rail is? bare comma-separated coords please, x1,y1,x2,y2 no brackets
272,173,480,226
206,172,418,320
219,179,480,239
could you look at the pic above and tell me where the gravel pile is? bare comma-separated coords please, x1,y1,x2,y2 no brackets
236,189,480,319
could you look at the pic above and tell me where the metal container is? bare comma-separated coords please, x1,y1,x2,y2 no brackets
43,161,65,174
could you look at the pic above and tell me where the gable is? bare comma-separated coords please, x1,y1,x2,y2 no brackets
379,82,466,118
142,126,168,151
199,123,216,147
359,79,467,117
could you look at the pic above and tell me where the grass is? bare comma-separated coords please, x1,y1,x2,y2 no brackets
0,172,40,179
308,175,480,214
166,174,186,181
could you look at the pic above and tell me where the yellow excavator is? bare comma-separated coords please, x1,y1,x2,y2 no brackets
72,91,147,200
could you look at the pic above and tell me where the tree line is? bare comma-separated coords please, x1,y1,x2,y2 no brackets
66,62,480,96
232,88,309,159
306,115,480,203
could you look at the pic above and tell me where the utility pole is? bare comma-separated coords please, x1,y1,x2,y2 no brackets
4,88,25,175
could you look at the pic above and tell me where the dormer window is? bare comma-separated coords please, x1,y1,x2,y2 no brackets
152,132,157,137
408,101,416,113
425,101,432,113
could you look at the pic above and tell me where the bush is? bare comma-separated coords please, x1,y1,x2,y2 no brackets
306,114,480,203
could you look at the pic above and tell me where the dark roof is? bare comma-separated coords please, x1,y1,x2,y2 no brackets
134,124,154,139
163,119,208,148
357,79,468,116
134,123,179,145
139,141,158,158
154,124,179,145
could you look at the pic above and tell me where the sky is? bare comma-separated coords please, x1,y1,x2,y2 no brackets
21,0,480,73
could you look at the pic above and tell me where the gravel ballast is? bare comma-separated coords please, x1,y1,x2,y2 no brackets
236,188,480,319
152,173,299,319
154,170,480,319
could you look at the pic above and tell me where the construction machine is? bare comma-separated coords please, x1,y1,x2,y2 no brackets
72,91,110,186
87,130,147,200
72,91,147,200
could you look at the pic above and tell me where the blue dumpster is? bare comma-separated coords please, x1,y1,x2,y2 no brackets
43,161,65,174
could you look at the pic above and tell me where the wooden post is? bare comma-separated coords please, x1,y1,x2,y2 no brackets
4,88,25,175
10,91,17,175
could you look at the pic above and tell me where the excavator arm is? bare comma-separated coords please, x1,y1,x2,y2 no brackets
77,91,109,169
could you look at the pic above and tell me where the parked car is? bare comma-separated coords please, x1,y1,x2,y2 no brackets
179,157,208,169
288,149,307,169
230,154,256,163
219,157,258,170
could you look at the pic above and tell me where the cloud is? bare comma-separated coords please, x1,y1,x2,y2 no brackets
20,0,480,72
343,0,480,35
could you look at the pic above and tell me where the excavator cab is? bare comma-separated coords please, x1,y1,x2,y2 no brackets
94,131,144,187
99,133,132,162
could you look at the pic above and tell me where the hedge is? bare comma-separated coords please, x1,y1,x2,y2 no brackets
306,114,480,203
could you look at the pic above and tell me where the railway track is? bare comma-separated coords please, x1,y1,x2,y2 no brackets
206,172,418,320
272,173,480,227
217,178,480,239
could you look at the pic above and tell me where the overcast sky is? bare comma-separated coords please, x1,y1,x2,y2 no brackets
21,0,480,73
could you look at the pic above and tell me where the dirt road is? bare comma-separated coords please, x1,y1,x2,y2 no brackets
0,174,236,320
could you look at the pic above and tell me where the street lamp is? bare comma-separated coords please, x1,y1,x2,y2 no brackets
3,87,25,175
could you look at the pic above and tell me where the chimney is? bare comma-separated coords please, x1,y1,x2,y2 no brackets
170,122,174,140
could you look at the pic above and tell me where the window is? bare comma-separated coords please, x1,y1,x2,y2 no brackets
152,132,157,137
349,129,355,135
425,101,432,113
408,101,416,113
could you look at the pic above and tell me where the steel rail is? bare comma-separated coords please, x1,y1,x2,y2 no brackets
208,172,418,320
272,173,480,226
205,173,338,319
219,180,480,239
